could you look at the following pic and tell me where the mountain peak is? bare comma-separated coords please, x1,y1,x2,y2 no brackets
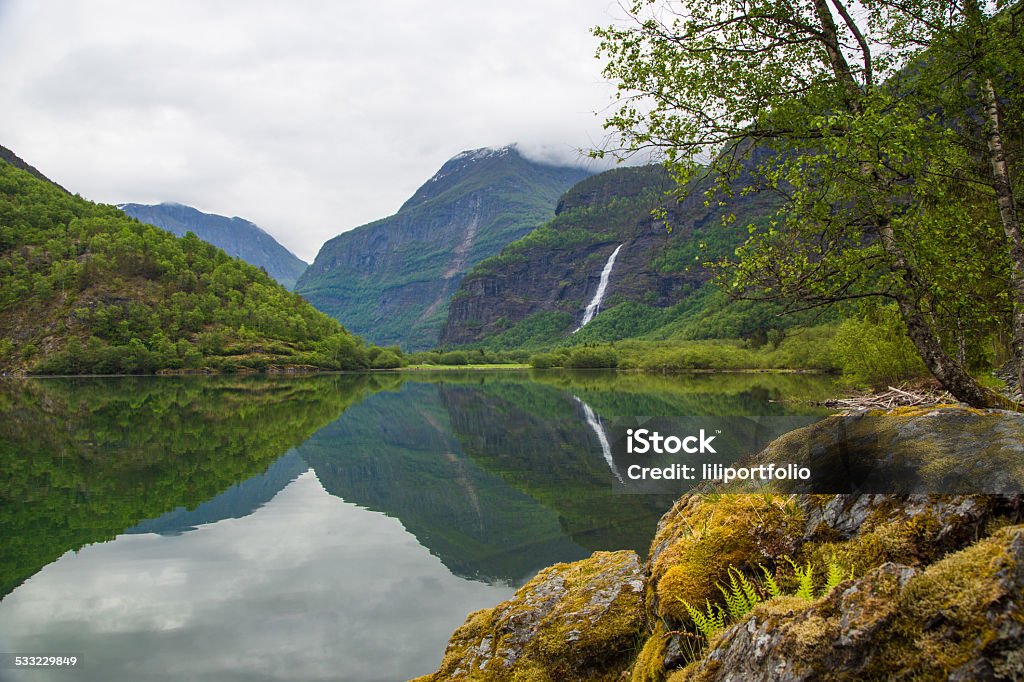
421,144,520,189
296,145,592,349
448,144,517,164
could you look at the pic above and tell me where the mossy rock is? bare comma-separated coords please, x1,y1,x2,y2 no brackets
744,408,1024,495
421,550,645,681
648,494,805,624
630,621,704,682
801,493,1021,573
673,525,1024,681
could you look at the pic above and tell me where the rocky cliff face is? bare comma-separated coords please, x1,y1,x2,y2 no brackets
294,146,591,350
418,407,1024,681
439,157,780,348
117,202,308,290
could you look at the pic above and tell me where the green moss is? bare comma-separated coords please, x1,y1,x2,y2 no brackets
630,622,670,682
876,525,1024,677
650,495,805,623
423,551,644,681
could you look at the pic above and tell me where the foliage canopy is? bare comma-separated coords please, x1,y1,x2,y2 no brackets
595,0,1024,406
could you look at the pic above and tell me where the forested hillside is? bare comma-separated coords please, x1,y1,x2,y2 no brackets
118,202,308,290
0,156,368,374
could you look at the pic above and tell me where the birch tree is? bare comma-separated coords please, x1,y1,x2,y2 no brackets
595,0,1023,407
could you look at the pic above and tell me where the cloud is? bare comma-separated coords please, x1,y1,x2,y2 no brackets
0,471,515,681
0,0,631,261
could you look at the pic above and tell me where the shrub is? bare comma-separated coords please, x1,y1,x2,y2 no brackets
566,346,619,368
832,306,928,386
438,351,469,366
371,349,402,369
529,352,564,369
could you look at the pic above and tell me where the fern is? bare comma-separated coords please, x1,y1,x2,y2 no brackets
785,556,816,600
735,567,760,607
717,566,761,620
759,564,781,599
679,598,726,640
680,559,855,646
822,556,852,596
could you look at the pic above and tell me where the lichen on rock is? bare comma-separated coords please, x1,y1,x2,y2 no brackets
672,525,1024,681
419,550,646,681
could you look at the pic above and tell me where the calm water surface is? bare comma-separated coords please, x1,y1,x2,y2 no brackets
0,371,836,681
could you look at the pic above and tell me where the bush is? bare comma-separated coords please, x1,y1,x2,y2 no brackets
371,349,403,369
565,346,619,368
438,351,469,366
832,306,927,386
529,352,564,369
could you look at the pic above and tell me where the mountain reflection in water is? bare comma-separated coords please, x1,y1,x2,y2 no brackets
0,370,836,681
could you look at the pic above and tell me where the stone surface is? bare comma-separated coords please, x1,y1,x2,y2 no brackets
672,526,1024,681
423,409,1024,682
745,408,1024,495
418,550,645,681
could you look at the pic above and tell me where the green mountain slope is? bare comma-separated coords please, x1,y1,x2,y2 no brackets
0,144,69,192
294,145,592,350
118,202,308,290
0,153,367,374
0,374,374,597
440,156,832,350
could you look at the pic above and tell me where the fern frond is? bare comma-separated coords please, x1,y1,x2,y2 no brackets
679,598,725,640
796,564,814,600
718,581,744,621
822,556,852,596
784,556,816,600
733,567,760,607
759,564,781,599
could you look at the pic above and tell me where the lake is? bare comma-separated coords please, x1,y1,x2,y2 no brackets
0,370,836,681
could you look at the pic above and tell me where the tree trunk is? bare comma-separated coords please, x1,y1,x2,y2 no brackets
894,294,1013,408
878,220,1016,408
980,78,1024,393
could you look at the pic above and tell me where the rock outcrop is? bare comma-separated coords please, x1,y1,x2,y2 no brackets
414,551,645,681
674,525,1024,681
419,408,1024,681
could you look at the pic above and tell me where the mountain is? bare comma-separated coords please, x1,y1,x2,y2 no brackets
294,145,592,349
0,144,68,192
125,450,309,536
0,374,371,597
117,202,308,290
298,382,590,584
439,153,802,349
0,150,368,375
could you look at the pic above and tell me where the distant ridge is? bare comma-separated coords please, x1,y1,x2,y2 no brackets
295,144,592,349
118,202,308,290
0,144,68,193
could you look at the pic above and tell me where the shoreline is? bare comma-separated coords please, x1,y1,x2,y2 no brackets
4,365,836,379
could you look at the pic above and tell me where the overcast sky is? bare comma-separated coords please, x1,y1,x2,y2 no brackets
0,1,631,261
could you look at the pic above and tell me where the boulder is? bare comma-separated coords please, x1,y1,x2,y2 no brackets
418,550,646,681
671,525,1024,681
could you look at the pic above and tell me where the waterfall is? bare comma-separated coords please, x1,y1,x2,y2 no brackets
573,244,623,333
573,396,623,483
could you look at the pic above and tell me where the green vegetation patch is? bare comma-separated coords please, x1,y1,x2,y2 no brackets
0,160,369,374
